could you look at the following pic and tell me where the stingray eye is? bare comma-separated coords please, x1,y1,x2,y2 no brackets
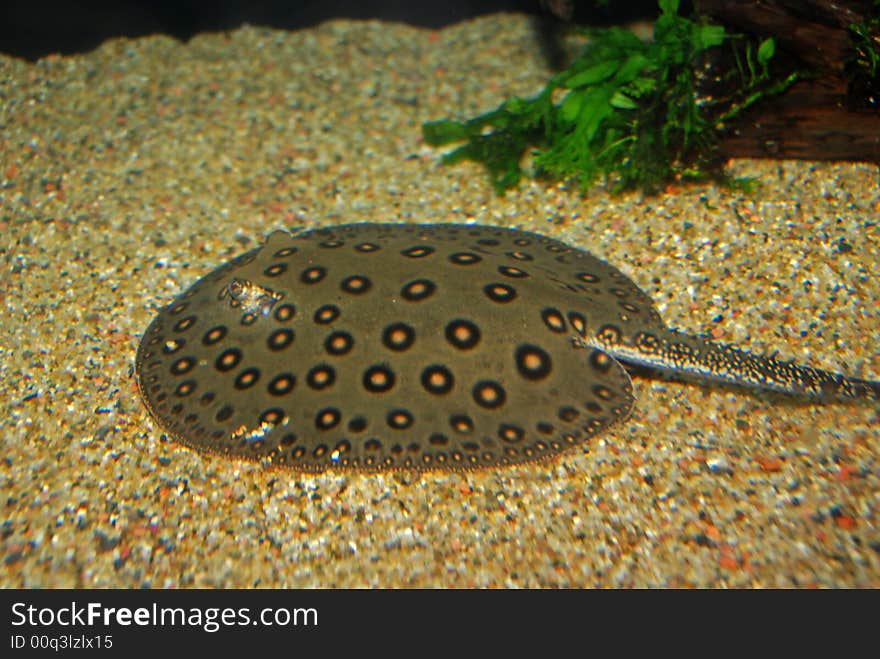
226,278,247,300
218,278,283,315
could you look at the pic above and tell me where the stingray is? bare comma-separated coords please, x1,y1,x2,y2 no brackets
135,223,878,471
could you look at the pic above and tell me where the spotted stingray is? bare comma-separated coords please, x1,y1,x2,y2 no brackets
135,223,878,471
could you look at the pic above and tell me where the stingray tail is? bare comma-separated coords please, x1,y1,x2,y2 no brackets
618,328,879,403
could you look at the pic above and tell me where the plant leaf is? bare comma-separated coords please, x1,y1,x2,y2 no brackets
757,38,775,66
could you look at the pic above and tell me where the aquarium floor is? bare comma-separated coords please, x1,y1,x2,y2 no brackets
1,14,878,587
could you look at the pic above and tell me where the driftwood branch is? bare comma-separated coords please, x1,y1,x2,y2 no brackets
695,0,880,163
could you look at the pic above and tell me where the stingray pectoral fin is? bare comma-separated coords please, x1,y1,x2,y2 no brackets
617,328,879,403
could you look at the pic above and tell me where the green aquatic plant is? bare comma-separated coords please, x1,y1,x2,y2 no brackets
849,4,880,84
422,0,796,194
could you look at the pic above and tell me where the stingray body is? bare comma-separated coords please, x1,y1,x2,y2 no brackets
135,223,878,471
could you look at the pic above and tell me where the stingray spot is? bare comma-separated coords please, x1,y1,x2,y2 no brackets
267,328,295,352
173,316,197,333
472,380,506,409
445,319,481,350
421,364,454,395
387,409,414,429
401,245,435,258
483,283,517,303
609,288,629,298
593,384,615,401
280,433,298,446
635,331,660,353
170,356,196,376
448,252,482,265
513,238,532,247
541,308,566,333
347,417,367,433
567,311,588,337
584,401,603,414
341,275,372,295
515,344,552,381
498,424,525,443
536,421,554,435
355,242,380,253
264,263,287,277
313,444,328,458
325,330,355,356
272,246,298,258
364,438,383,452
506,250,534,261
300,266,327,284
174,380,197,397
597,324,622,344
274,304,296,322
382,322,415,351
588,349,614,373
449,414,474,434
314,304,340,324
259,408,286,425
319,239,344,249
576,272,600,284
429,433,449,447
234,367,260,390
462,442,479,452
307,364,336,390
268,373,296,396
163,338,185,354
202,326,227,346
584,418,604,432
619,301,640,313
498,265,529,278
199,391,215,406
215,405,234,423
401,278,436,302
169,302,188,315
315,408,341,430
558,406,579,422
363,365,396,393
291,446,306,459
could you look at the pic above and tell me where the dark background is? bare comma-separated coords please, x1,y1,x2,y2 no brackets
1,0,659,61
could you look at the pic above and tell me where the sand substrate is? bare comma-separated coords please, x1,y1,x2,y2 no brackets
1,15,878,587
